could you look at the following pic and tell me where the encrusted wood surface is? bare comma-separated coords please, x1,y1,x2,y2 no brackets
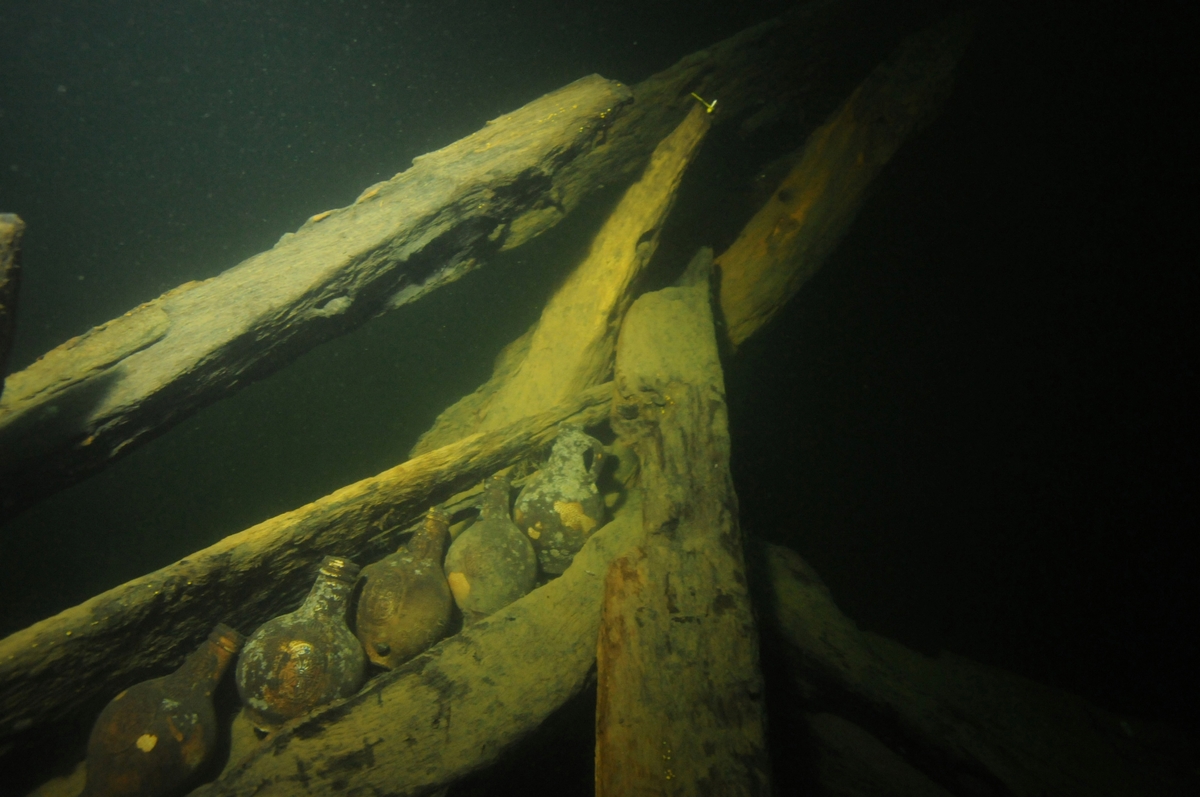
193,491,644,797
764,543,1200,797
595,255,771,795
413,103,712,453
0,213,23,388
717,12,975,346
0,76,631,525
0,0,932,523
0,382,611,754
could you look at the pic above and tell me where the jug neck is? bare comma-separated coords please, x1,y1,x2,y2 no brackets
481,474,512,522
173,623,245,689
299,556,359,619
408,507,450,559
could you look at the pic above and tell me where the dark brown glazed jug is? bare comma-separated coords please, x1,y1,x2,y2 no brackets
82,624,245,797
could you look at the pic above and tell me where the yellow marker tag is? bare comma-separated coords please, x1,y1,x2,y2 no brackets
689,92,718,114
136,733,158,753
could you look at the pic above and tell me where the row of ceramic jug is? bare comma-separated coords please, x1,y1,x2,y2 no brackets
365,423,607,665
80,425,608,796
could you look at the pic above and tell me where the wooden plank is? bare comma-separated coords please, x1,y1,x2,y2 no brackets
763,543,1200,797
194,491,644,797
0,76,631,524
0,213,22,389
0,0,927,522
413,102,712,453
717,12,976,346
595,251,771,795
412,0,940,455
0,382,611,755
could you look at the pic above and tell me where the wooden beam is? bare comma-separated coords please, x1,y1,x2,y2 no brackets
0,76,631,524
717,11,976,347
595,251,772,795
413,102,713,453
0,0,924,522
0,383,611,754
763,542,1200,797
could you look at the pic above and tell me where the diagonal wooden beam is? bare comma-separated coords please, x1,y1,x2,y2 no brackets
0,0,918,525
0,76,630,525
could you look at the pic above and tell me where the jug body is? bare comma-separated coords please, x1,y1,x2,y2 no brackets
82,624,244,797
444,472,538,622
356,507,453,668
514,425,606,574
236,556,366,730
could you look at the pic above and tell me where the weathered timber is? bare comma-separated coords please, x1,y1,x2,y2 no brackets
0,213,23,390
413,1,957,455
586,0,943,192
0,382,611,750
798,711,955,797
413,103,712,453
717,11,975,346
0,76,631,525
0,0,932,523
193,491,645,797
595,250,771,795
763,543,1200,797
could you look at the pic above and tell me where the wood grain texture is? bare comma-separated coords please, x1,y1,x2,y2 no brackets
413,103,712,454
0,76,631,523
596,254,771,796
764,543,1200,797
0,0,930,521
0,383,611,753
717,12,976,347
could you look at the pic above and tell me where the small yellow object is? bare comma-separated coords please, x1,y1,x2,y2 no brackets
136,733,158,753
308,210,334,224
554,501,597,533
447,571,471,603
690,92,718,114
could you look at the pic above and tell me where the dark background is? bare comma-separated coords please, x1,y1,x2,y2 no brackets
1,0,1195,779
